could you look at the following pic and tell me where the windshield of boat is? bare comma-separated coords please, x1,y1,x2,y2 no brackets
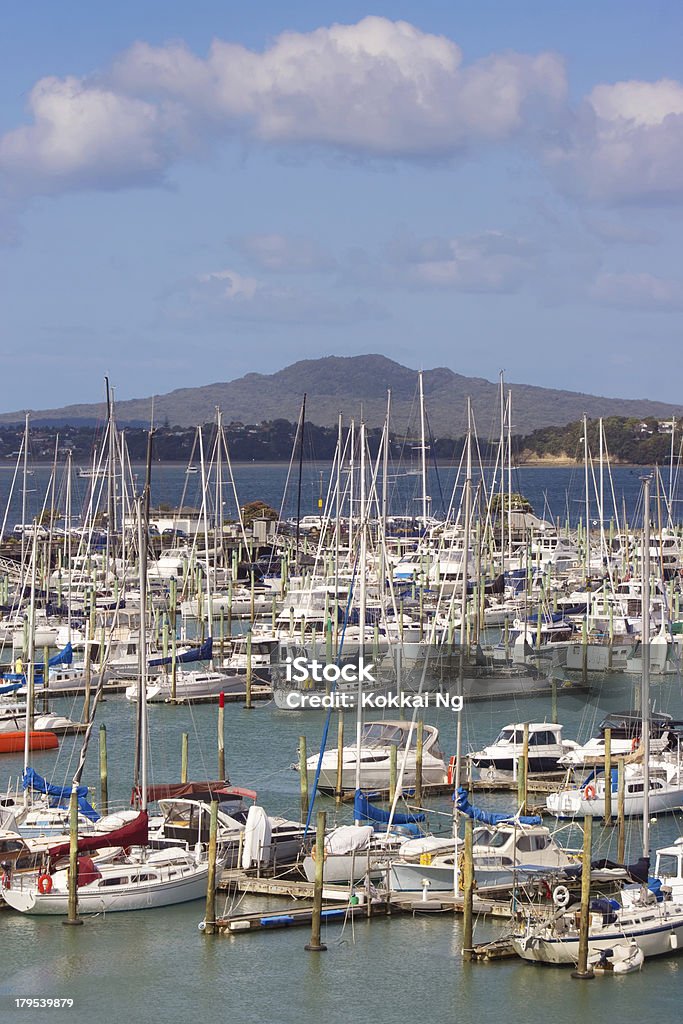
496,729,523,745
473,828,509,848
362,723,413,747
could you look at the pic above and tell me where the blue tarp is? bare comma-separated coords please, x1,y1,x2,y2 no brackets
22,767,100,822
455,786,542,826
354,789,426,826
148,636,213,667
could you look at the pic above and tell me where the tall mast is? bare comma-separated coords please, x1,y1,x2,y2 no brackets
136,497,149,811
354,420,367,820
21,413,29,566
419,370,429,525
294,394,306,568
641,477,651,858
583,415,590,580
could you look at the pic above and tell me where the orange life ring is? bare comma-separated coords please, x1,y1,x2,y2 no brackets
311,846,327,862
37,874,53,895
583,784,597,801
631,736,640,752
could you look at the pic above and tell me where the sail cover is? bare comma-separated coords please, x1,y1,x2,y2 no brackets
23,767,100,822
148,637,213,667
48,810,149,862
354,790,425,826
455,786,541,826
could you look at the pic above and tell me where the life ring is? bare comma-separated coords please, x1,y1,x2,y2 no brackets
1,871,10,890
37,874,53,895
311,847,328,862
553,884,570,909
583,784,597,801
631,736,640,753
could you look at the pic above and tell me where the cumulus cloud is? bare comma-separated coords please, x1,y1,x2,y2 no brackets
590,271,683,309
232,233,336,273
384,230,538,292
0,76,188,193
0,17,566,196
546,78,683,203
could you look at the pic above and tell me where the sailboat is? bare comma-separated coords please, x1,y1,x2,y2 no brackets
1,496,225,915
511,478,683,964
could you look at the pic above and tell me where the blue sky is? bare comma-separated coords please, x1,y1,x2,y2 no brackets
2,1,683,412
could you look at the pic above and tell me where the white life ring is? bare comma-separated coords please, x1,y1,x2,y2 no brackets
552,884,571,909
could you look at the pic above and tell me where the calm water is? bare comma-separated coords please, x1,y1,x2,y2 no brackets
0,461,669,530
1,464,683,1023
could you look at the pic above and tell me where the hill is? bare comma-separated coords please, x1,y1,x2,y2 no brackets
1,354,681,436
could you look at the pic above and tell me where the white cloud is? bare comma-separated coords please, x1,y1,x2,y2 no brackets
590,271,683,309
0,76,184,192
0,18,566,196
232,234,335,273
546,78,683,203
385,230,538,292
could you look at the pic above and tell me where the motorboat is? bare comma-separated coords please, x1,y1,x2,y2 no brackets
303,720,448,793
390,820,579,892
469,722,578,781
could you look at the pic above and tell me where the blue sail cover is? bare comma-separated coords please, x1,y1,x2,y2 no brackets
0,680,23,695
455,786,541,826
148,636,213,668
23,767,100,822
354,789,425,826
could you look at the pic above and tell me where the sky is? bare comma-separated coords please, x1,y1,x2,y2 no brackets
2,1,683,413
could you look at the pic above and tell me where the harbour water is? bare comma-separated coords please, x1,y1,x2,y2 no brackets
1,464,683,1022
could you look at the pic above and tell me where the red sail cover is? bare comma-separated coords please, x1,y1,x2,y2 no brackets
48,811,149,862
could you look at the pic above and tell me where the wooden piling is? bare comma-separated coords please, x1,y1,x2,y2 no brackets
62,787,83,927
389,743,397,805
571,814,594,980
203,800,219,936
99,724,109,816
603,727,612,826
304,811,328,952
181,732,189,784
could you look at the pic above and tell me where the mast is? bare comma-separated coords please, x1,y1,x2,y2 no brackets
583,415,590,580
21,413,29,567
136,497,149,812
418,370,429,525
22,527,39,800
294,394,307,568
641,477,651,858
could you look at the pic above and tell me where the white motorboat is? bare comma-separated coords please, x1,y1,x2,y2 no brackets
469,722,578,781
126,669,244,703
390,820,579,892
303,720,448,793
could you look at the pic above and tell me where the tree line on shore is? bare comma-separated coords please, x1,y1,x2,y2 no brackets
0,414,676,466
